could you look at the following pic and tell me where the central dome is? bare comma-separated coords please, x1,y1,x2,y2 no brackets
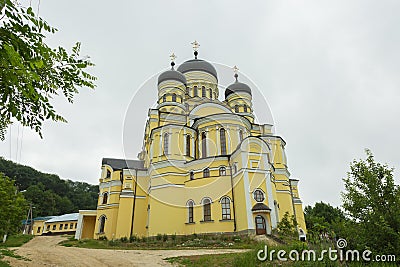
177,59,218,80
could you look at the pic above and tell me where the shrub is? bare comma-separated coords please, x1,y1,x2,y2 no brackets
129,235,137,243
120,237,128,243
156,234,162,241
162,234,168,242
171,234,176,241
99,236,107,241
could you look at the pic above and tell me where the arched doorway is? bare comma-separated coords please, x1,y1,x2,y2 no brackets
255,215,266,235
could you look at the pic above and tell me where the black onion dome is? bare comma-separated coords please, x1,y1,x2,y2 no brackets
177,59,218,79
225,81,252,98
157,69,187,85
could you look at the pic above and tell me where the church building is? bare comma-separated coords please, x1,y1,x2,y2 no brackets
75,42,306,240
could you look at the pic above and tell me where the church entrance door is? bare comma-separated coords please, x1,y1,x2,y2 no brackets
255,215,266,235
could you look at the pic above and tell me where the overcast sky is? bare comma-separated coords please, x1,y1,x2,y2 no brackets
1,0,400,207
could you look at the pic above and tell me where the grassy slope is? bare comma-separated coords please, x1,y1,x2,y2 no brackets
0,235,34,266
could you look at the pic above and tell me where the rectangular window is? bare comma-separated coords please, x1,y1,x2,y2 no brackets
204,203,211,221
59,224,63,230
186,135,191,157
220,128,227,155
163,133,169,155
37,226,41,233
188,206,193,223
70,223,74,229
201,132,207,158
64,224,68,229
46,225,50,231
75,223,77,228
52,225,56,230
202,86,206,97
221,198,231,220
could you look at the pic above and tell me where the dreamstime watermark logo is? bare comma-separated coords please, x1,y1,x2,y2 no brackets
257,238,396,262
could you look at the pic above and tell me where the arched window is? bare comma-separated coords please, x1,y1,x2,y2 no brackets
163,133,169,155
98,215,106,233
203,168,210,178
190,171,194,180
233,163,237,174
235,105,239,112
194,86,198,97
219,166,226,176
244,105,248,112
203,198,212,221
239,130,243,142
187,200,194,223
220,128,227,155
186,87,190,95
253,189,265,202
106,170,111,178
162,95,167,102
102,192,108,204
209,89,212,99
201,132,207,158
220,197,231,220
202,86,206,97
186,135,191,156
172,94,177,102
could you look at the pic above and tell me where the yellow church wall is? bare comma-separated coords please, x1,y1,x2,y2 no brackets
131,198,148,237
276,191,295,218
147,197,234,236
115,197,134,238
295,203,306,233
95,207,119,240
232,176,251,232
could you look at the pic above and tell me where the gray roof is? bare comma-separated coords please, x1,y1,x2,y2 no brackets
102,158,145,170
225,81,252,98
177,59,218,79
251,203,271,211
158,69,187,85
45,213,79,223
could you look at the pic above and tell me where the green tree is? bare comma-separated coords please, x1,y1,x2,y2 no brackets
0,0,96,140
0,173,27,237
0,157,99,217
342,149,400,257
304,202,345,235
277,211,297,237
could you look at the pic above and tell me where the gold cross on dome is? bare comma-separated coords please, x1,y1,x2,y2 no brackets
170,52,177,62
191,40,200,51
233,65,239,74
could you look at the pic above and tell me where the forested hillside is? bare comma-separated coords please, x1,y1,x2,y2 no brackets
0,157,98,217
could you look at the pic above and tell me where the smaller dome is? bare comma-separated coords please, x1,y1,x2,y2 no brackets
225,81,252,98
158,69,187,85
177,59,218,79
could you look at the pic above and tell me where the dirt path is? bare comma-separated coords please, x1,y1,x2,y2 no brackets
5,236,246,266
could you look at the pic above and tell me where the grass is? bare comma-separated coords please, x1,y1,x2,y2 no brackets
59,233,259,250
0,248,31,267
0,234,34,266
0,234,34,248
167,253,240,267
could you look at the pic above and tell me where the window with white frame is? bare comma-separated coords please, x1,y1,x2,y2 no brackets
220,197,231,220
253,189,265,202
187,200,194,223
